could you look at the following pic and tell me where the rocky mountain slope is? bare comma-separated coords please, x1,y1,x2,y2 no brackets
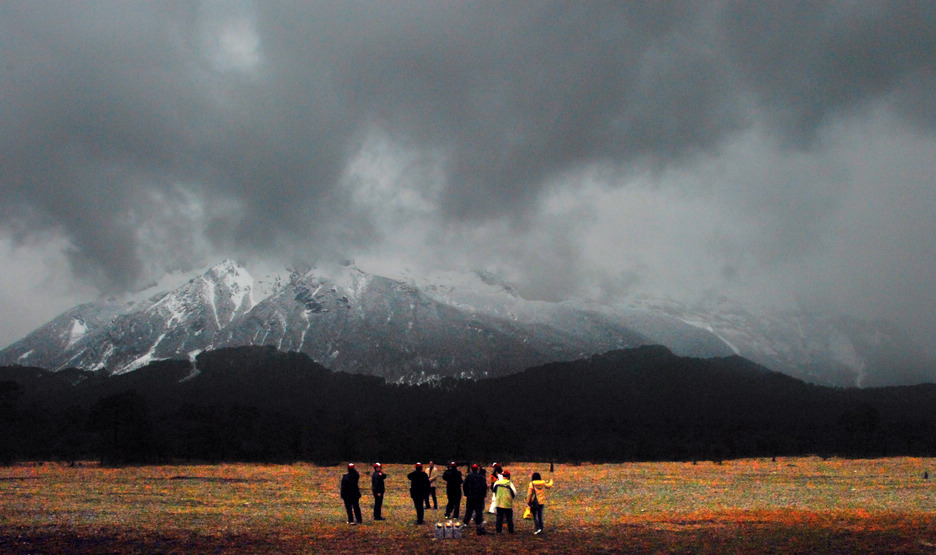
0,260,930,386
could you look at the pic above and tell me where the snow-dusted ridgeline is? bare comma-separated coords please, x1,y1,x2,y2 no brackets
0,260,930,387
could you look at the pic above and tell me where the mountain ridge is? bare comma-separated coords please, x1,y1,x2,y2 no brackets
0,260,931,386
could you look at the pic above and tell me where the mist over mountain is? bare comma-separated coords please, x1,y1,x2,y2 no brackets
0,260,931,387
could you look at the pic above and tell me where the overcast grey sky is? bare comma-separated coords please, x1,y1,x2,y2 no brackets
1,1,935,353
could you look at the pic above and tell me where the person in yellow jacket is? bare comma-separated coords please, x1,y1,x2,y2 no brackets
526,472,554,534
492,470,517,534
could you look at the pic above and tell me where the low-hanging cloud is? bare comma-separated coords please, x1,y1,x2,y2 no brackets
1,1,935,353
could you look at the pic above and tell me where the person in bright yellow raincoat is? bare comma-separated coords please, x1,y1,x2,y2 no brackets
526,472,554,534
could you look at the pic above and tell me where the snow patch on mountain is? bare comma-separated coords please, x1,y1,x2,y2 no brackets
117,334,166,375
66,319,88,349
676,317,742,356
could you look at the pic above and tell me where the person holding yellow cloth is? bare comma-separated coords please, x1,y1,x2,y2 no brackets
526,472,554,535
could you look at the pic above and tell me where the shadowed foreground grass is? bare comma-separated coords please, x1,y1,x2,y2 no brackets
3,457,936,553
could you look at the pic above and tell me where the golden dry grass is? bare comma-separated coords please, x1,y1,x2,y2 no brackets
3,457,936,553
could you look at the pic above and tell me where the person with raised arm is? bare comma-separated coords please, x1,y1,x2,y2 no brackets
371,463,387,521
492,469,517,534
526,471,554,534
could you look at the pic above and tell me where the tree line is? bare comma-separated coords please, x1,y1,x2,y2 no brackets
2,345,936,466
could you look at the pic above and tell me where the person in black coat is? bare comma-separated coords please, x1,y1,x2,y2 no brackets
407,462,431,524
462,464,488,534
371,462,387,520
442,461,464,519
340,463,363,524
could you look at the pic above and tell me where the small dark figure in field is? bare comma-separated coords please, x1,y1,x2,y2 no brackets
340,463,362,524
442,461,463,519
463,464,488,535
493,469,517,534
371,463,387,520
527,471,554,535
407,462,431,524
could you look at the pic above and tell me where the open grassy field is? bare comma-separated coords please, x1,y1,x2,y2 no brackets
3,457,936,553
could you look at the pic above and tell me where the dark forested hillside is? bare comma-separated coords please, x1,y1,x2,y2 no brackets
1,345,935,466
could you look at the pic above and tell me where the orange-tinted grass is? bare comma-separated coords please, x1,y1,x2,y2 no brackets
3,457,936,553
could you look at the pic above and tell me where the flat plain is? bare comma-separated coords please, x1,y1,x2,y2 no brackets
3,457,936,553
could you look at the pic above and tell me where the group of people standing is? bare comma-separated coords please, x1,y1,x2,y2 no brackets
339,461,554,535
339,462,388,524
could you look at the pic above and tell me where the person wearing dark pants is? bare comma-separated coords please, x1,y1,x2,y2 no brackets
371,463,387,520
340,463,363,524
495,506,514,534
442,461,463,519
407,462,431,524
492,470,517,534
462,464,488,534
424,461,438,509
527,471,554,534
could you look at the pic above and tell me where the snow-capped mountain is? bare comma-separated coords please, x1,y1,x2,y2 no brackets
633,296,934,388
0,260,930,386
1,260,256,375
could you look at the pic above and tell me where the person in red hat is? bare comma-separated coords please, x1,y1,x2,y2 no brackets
407,462,431,524
371,463,387,520
492,469,517,534
462,463,488,534
340,463,362,524
442,461,464,519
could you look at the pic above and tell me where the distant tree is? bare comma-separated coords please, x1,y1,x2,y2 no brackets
837,404,882,456
7,344,936,464
87,391,155,466
50,404,94,465
0,381,22,465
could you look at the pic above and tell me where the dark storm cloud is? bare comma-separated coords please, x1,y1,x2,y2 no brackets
722,0,936,143
0,0,934,293
334,1,740,218
0,0,371,289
